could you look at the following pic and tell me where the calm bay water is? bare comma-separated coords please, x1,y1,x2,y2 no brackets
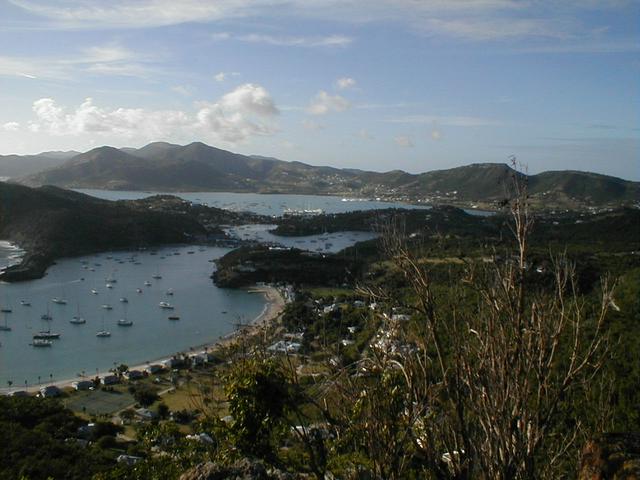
226,225,378,252
0,245,265,388
75,189,432,216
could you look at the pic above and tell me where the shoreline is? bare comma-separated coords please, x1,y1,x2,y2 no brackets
0,284,285,395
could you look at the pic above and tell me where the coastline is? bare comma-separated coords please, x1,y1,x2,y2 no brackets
0,284,285,395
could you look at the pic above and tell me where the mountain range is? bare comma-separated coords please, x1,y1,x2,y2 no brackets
6,141,639,208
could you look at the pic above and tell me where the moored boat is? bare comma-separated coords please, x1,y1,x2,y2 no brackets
33,330,61,339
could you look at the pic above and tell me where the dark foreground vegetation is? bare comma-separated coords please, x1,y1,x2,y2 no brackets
2,175,639,479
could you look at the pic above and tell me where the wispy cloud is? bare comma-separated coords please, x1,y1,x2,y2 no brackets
214,71,240,82
390,114,502,127
0,42,157,80
212,32,353,48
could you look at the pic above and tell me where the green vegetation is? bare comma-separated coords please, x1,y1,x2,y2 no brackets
0,397,117,479
213,245,364,287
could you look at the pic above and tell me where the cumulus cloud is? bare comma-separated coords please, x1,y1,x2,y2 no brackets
395,135,414,147
27,83,279,144
336,77,356,90
307,91,350,115
1,122,20,132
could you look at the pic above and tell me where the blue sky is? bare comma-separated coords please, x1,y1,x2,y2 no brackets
0,0,638,179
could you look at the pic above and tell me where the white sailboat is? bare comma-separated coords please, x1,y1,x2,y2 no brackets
117,304,133,326
70,304,86,324
96,316,111,337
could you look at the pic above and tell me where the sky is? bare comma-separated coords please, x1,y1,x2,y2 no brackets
0,0,638,180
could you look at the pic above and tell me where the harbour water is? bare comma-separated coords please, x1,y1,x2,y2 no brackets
75,189,432,216
226,225,378,252
0,245,265,388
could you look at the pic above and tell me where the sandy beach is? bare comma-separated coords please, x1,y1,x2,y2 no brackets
1,284,285,394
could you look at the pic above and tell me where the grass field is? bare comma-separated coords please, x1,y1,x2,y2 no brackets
63,389,135,416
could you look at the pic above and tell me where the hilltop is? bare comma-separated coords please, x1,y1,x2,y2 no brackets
14,141,639,209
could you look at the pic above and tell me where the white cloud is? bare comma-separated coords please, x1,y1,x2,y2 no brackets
9,0,626,46
218,83,278,116
307,91,350,115
0,43,154,79
336,77,356,90
395,135,414,148
235,33,352,47
214,71,240,82
26,83,279,144
390,114,501,127
421,17,575,41
1,122,21,132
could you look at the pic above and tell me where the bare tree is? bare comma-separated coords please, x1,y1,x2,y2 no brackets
331,162,614,479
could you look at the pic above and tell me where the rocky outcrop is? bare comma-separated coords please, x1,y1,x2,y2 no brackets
578,433,640,480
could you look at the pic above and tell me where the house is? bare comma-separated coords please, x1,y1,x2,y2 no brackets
125,370,144,381
189,353,207,366
135,408,157,421
101,375,120,385
268,340,302,353
40,385,62,398
145,364,164,375
117,455,142,466
9,390,29,397
73,380,94,391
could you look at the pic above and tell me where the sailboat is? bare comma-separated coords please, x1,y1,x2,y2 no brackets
117,304,133,326
96,316,111,337
0,311,11,331
1,295,12,313
70,304,86,324
33,330,61,339
41,304,52,321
